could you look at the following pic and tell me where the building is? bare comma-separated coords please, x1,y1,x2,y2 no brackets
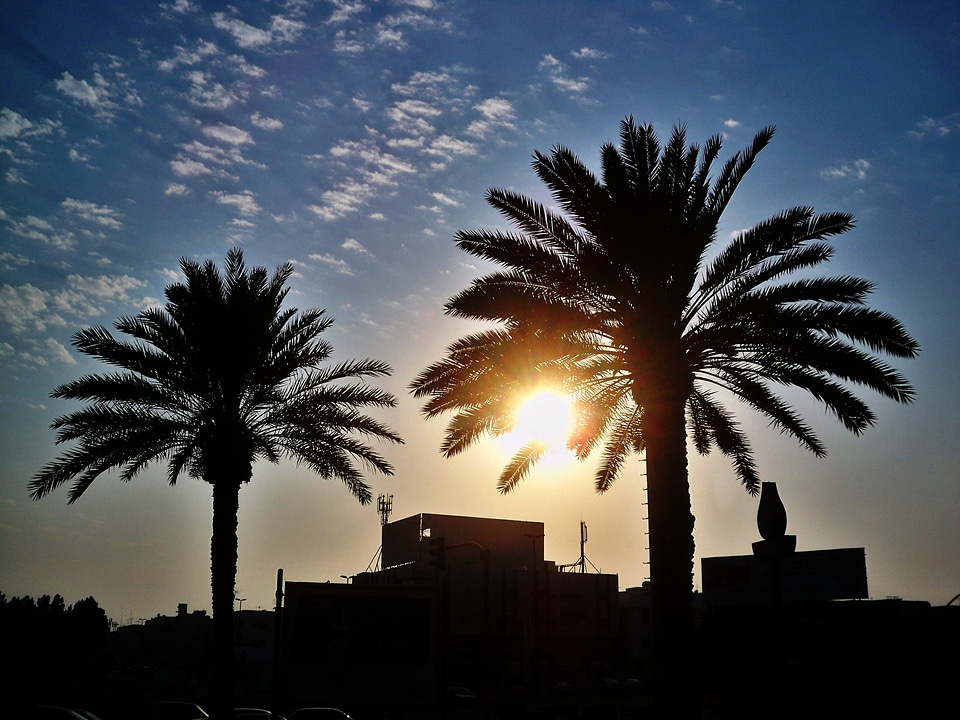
280,513,620,709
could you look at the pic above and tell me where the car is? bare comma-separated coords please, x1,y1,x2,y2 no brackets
287,709,352,720
152,700,209,720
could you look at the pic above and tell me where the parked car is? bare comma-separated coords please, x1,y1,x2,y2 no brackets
287,709,352,720
152,700,209,720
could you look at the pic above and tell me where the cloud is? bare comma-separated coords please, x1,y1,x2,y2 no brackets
212,11,306,49
820,159,870,181
0,283,57,333
250,112,283,130
202,123,254,145
309,252,353,275
213,13,274,48
572,47,608,60
212,189,261,215
430,192,460,207
3,214,76,250
158,40,220,72
311,138,417,220
341,238,371,255
386,98,442,135
723,118,741,128
171,157,213,177
5,168,28,184
54,71,124,120
65,273,147,301
160,0,197,15
425,134,477,161
61,198,123,230
538,54,590,95
0,108,35,139
54,61,141,121
182,70,239,109
908,115,955,140
327,0,367,25
466,97,516,138
164,182,190,196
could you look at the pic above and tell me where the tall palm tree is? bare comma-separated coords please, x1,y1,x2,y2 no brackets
31,248,403,718
411,118,918,705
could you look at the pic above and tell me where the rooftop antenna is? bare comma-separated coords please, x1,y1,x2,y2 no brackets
365,493,394,572
559,519,600,573
377,493,394,526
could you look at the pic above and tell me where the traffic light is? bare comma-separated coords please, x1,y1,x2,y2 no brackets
427,536,446,569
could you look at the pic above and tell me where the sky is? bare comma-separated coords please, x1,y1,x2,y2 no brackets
1,0,958,623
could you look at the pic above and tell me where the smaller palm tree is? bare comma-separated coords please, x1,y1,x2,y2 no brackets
31,248,402,718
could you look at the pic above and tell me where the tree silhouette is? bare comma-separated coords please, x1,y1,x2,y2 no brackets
31,248,403,718
411,118,918,708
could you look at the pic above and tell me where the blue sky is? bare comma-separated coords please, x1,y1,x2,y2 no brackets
2,0,958,621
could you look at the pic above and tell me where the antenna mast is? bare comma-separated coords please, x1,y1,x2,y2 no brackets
377,493,394,526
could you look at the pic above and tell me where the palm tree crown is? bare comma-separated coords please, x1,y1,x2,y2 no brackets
411,118,918,701
412,119,917,492
32,247,401,503
32,248,402,718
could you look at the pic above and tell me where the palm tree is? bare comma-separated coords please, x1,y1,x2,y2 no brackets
411,118,918,705
31,248,403,719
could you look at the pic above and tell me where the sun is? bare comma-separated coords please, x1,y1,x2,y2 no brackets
498,389,576,464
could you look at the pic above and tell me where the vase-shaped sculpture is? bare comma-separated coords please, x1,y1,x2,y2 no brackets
757,481,788,540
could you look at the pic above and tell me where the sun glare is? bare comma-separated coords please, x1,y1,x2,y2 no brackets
498,389,576,465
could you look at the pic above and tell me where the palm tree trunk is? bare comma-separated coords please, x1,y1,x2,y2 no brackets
210,475,241,720
643,399,697,714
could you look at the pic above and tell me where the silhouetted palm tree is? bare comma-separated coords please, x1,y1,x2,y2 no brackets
32,248,402,718
411,118,918,706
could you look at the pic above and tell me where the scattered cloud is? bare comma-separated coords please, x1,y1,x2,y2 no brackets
0,283,58,333
164,182,190,196
211,189,261,215
157,40,220,72
723,118,741,128
430,192,460,207
3,213,76,250
466,97,516,139
5,168,28,184
572,47,608,60
54,65,140,121
908,115,955,140
538,54,590,96
202,123,254,145
821,159,870,181
327,0,367,25
212,12,306,49
61,198,123,230
250,112,283,130
341,238,371,255
0,272,146,337
309,252,353,275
